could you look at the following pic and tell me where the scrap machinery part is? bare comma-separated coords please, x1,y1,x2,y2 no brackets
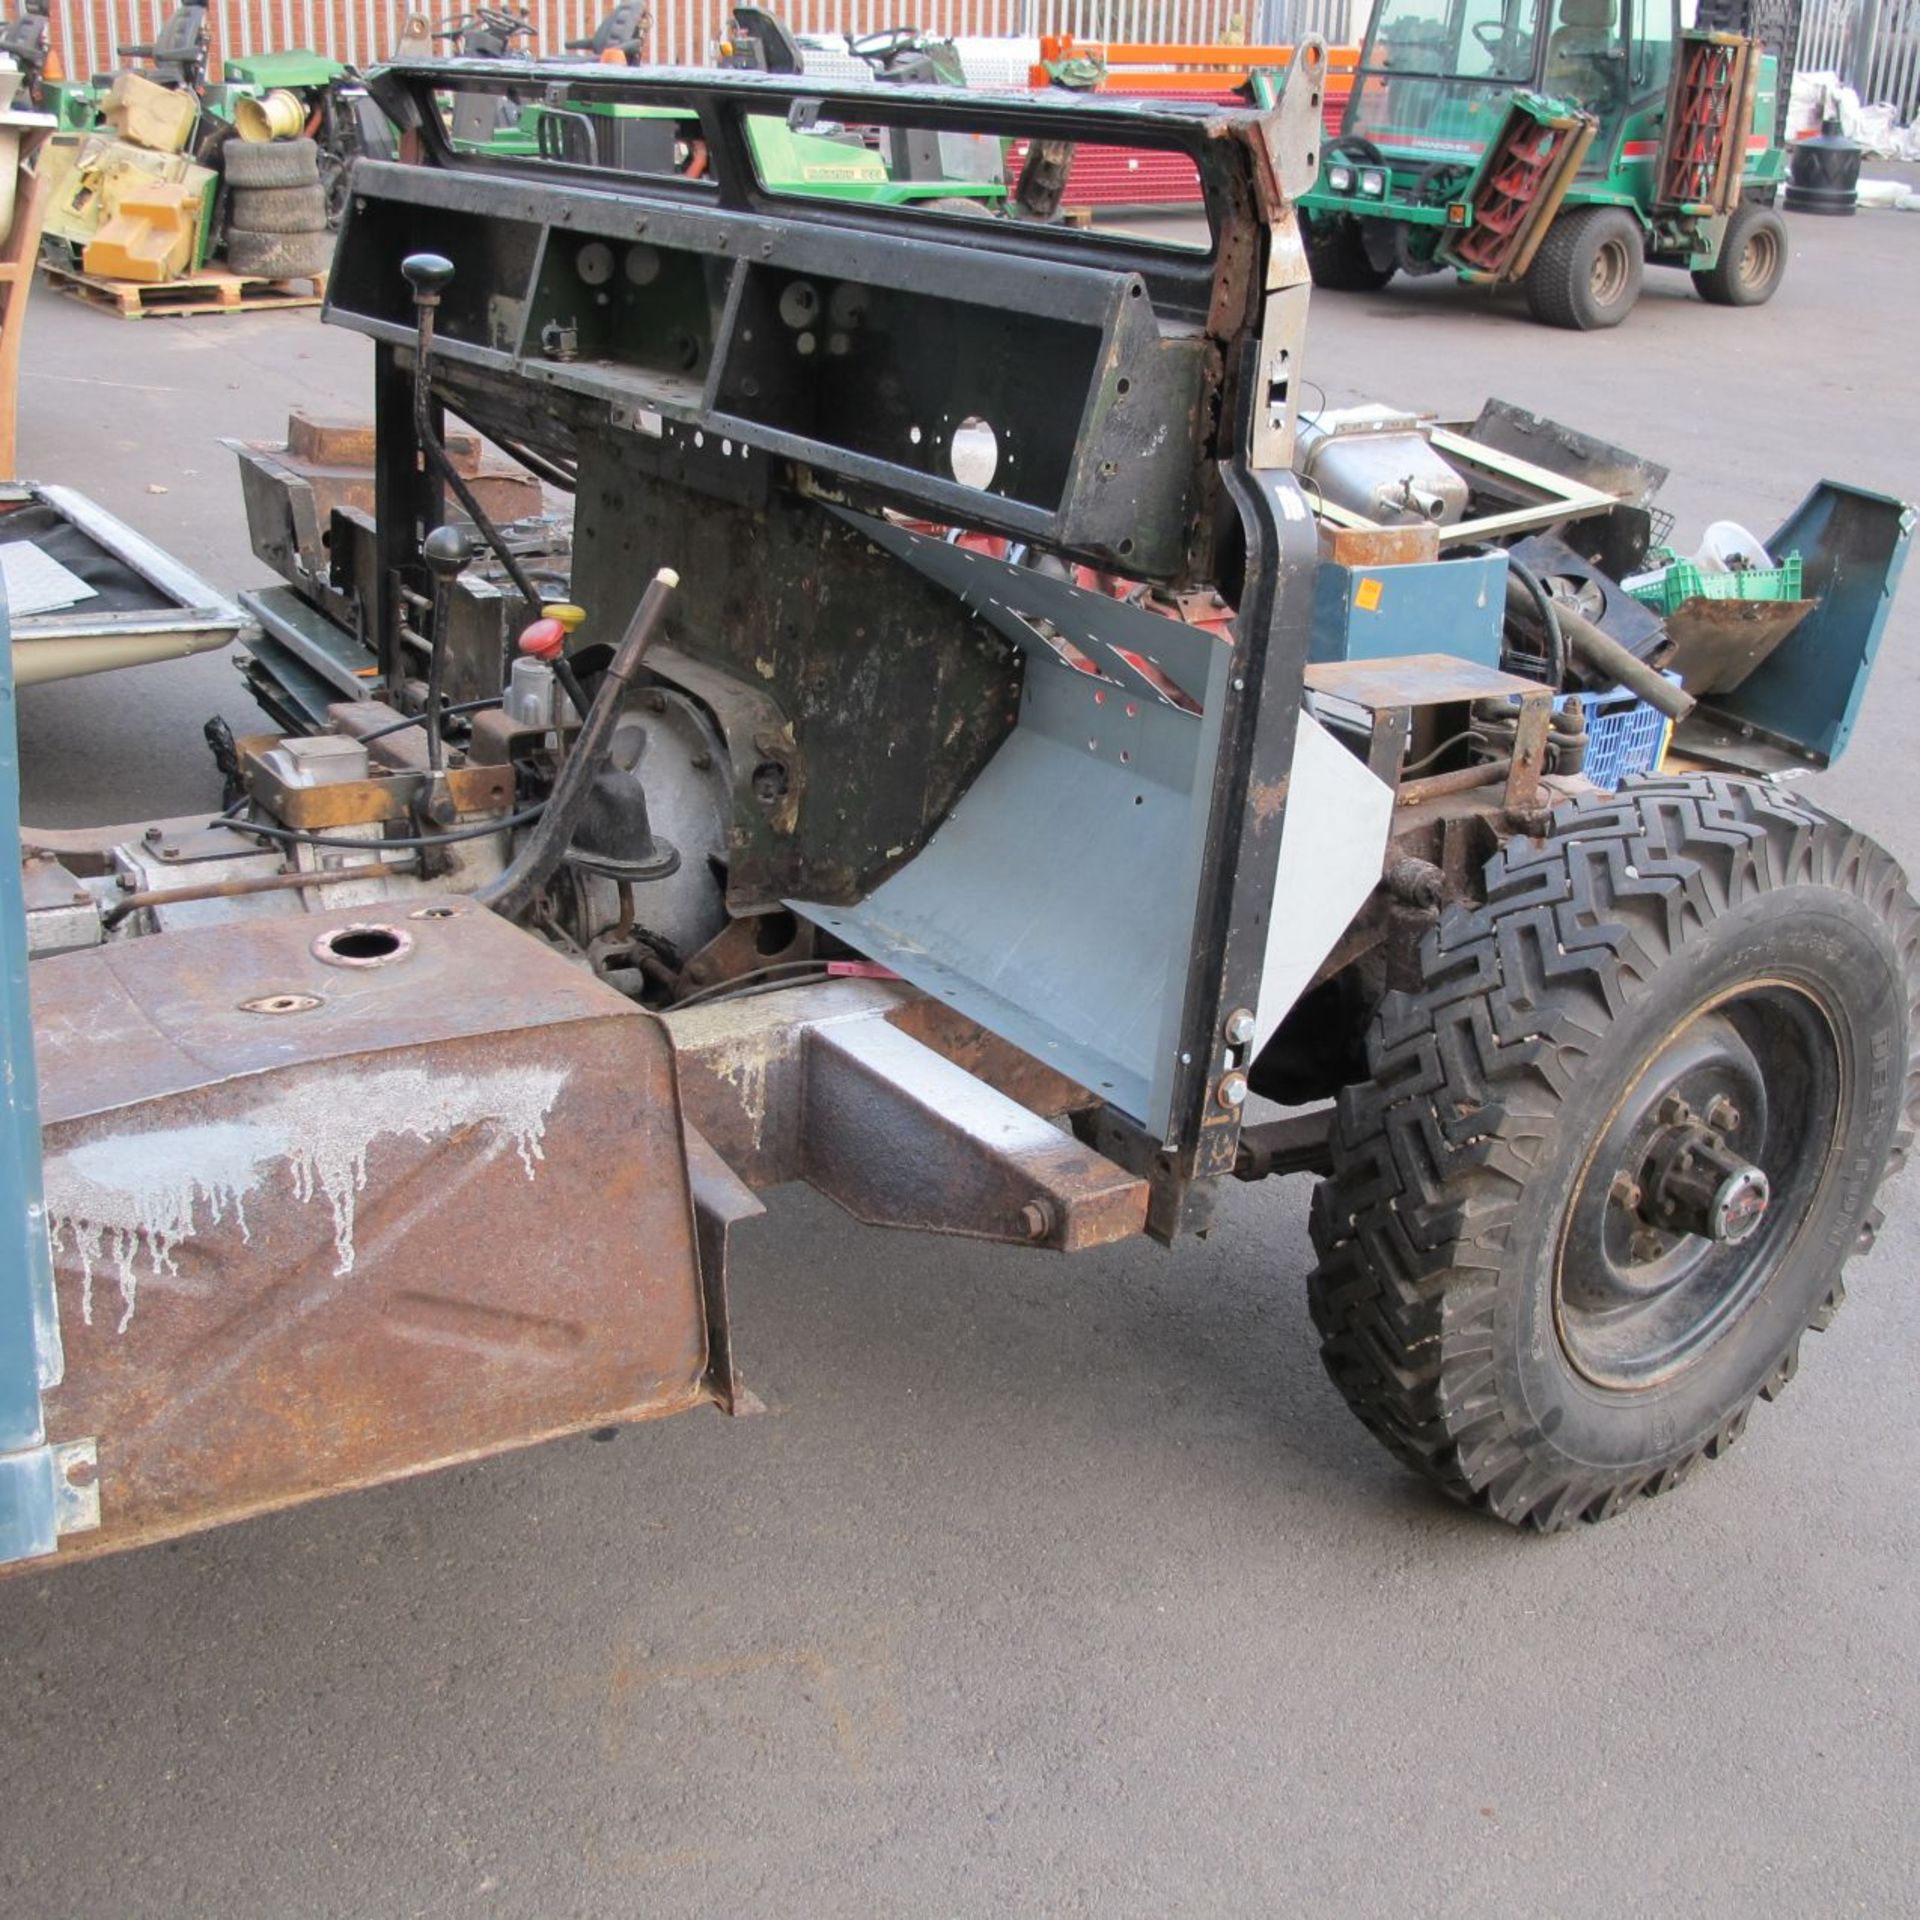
8,56,1917,1564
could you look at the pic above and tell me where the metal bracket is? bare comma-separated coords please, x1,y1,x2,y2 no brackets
0,1436,98,1565
1259,35,1330,203
52,1438,99,1535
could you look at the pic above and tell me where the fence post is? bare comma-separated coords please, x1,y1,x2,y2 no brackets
1847,0,1882,91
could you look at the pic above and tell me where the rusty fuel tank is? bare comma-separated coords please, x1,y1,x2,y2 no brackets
23,900,713,1569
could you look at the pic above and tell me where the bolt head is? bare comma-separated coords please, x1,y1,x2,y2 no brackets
1217,1071,1249,1109
1223,1007,1257,1047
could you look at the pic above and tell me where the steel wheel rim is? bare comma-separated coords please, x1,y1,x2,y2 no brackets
1739,225,1779,290
1555,983,1844,1391
1589,235,1632,308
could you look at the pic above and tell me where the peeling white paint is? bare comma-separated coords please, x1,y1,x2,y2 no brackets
706,1039,772,1156
43,1064,571,1332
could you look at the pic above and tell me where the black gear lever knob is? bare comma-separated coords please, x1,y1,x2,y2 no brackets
401,252,455,307
421,524,472,582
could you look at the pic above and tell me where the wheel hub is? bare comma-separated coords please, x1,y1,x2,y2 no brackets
1556,996,1840,1391
1590,238,1630,306
1633,1094,1771,1246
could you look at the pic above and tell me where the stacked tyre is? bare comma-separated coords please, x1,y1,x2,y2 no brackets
222,137,333,283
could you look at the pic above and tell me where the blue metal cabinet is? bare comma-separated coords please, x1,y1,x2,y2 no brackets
1309,551,1509,669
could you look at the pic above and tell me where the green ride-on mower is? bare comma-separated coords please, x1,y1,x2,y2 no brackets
1259,0,1797,328
461,8,1005,215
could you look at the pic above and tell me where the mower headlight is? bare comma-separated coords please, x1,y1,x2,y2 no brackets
1358,166,1388,198
1326,162,1355,193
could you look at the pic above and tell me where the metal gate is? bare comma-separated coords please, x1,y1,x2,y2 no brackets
1797,0,1920,118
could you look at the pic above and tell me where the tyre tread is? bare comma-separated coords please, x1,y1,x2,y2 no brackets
1307,773,1920,1530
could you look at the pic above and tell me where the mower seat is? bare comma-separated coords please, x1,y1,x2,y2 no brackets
564,0,648,57
1544,0,1621,105
101,2,209,89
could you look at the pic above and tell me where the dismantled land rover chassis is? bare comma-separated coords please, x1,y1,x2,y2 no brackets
7,48,1918,1568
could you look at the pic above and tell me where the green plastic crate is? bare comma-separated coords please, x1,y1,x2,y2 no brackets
1628,551,1804,617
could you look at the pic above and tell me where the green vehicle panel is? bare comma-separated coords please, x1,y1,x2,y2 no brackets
456,96,1003,208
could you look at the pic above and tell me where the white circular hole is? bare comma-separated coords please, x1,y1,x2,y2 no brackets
950,417,999,490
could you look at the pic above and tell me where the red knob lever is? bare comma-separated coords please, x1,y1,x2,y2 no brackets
518,617,567,661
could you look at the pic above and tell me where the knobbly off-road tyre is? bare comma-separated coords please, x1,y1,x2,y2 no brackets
1308,774,1920,1530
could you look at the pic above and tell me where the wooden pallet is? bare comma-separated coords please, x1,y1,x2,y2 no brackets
39,262,328,319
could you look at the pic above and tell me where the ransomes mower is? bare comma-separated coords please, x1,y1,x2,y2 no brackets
1264,0,1798,327
4,46,1916,1574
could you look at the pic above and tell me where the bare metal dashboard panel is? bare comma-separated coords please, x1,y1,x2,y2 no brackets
329,64,1324,1189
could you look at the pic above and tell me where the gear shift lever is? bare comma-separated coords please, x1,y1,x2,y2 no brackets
397,251,543,619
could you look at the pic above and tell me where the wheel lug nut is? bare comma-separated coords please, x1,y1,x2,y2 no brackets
1706,1096,1740,1133
1610,1172,1642,1211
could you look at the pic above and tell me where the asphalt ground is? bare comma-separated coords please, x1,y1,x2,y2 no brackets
3,192,1919,1918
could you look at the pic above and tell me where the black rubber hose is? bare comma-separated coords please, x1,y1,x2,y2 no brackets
1503,554,1569,692
551,656,593,731
475,568,680,920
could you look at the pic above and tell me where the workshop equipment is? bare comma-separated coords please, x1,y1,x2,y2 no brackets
7,56,1919,1574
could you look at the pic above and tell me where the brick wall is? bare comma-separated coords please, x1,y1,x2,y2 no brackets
42,0,1262,83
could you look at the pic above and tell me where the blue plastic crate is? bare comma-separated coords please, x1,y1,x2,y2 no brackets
1571,680,1675,791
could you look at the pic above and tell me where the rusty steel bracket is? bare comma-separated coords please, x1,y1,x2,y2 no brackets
685,1126,767,1417
1503,688,1552,812
666,979,1148,1253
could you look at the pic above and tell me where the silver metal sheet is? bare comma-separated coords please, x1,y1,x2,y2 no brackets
796,518,1236,1135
